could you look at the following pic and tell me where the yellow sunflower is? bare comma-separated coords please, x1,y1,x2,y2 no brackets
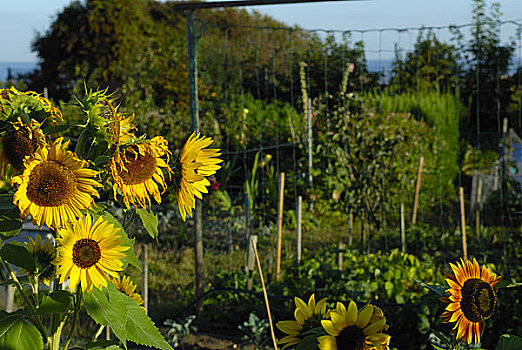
53,214,129,293
276,294,329,349
12,138,102,229
440,258,500,344
0,120,47,178
20,234,56,286
173,132,222,221
110,274,146,311
318,301,391,350
110,136,172,209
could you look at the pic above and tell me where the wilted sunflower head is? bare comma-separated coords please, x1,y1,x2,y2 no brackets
276,294,329,349
172,132,222,221
440,258,500,345
20,234,56,286
110,136,172,209
0,120,47,178
98,100,137,146
0,86,62,124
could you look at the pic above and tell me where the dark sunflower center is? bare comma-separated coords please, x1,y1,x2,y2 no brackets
2,129,38,171
461,278,497,323
26,161,77,206
72,239,101,269
337,325,366,350
119,152,157,185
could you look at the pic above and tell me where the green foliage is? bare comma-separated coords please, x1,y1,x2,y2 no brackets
0,311,44,350
84,283,173,350
164,315,198,348
496,334,522,350
0,242,35,272
137,208,159,240
238,312,270,348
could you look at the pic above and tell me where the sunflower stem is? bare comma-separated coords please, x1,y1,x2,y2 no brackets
75,127,89,158
123,210,137,231
1,257,48,343
63,289,82,350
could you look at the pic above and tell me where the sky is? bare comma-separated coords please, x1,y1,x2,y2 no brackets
1,0,522,62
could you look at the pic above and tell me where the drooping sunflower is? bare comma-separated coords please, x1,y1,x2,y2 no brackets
110,274,146,311
110,136,172,209
276,294,329,349
19,234,56,286
440,258,500,344
318,301,391,350
172,132,222,221
99,100,137,146
53,214,129,293
0,119,47,178
12,138,102,229
0,86,62,124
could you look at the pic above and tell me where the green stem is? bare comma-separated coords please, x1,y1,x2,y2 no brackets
2,258,48,342
75,127,89,158
123,210,137,231
63,290,82,350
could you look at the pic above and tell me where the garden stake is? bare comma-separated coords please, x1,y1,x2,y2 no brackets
459,187,468,260
252,237,278,350
411,156,424,225
276,172,285,281
296,195,302,264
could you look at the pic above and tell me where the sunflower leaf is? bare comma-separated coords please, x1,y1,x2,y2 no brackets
105,283,173,350
0,242,35,272
495,279,522,289
0,311,44,350
92,211,141,271
0,208,22,239
83,287,128,349
136,209,158,240
299,326,326,337
43,124,70,135
36,290,73,315
496,334,522,350
296,334,319,350
84,339,121,349
413,279,449,297
0,193,17,210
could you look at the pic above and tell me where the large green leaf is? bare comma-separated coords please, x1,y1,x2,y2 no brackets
85,284,173,350
0,311,44,350
0,208,22,239
495,279,522,289
85,339,121,349
137,209,158,240
296,334,319,350
36,290,73,315
43,124,71,135
107,284,173,350
496,334,522,350
414,279,449,297
92,211,141,270
0,194,16,210
83,287,128,349
0,242,35,272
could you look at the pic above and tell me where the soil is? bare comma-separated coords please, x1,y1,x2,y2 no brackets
180,333,256,350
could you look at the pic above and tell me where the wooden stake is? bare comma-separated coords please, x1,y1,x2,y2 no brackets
252,238,278,350
400,201,406,253
296,196,302,264
337,242,343,271
275,172,285,281
247,235,256,290
459,187,468,260
411,156,424,225
348,209,353,246
475,178,482,235
141,244,149,312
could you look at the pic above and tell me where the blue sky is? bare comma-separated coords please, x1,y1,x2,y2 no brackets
1,0,522,62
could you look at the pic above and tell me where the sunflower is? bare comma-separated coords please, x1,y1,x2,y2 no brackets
100,100,137,146
0,86,62,124
440,258,500,344
0,119,47,178
172,132,222,221
110,274,146,311
19,234,56,286
276,294,329,349
110,136,172,209
53,214,129,293
318,301,390,350
12,138,102,229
